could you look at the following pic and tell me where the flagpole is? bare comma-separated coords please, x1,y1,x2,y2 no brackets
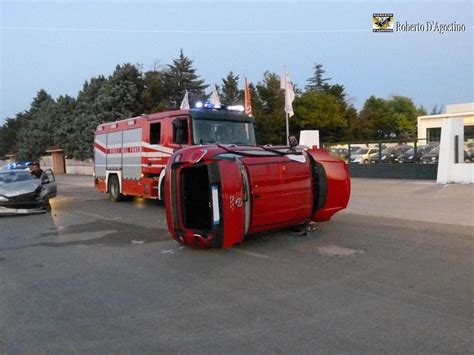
286,113,290,146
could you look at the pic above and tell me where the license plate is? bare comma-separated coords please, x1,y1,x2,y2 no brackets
211,185,220,225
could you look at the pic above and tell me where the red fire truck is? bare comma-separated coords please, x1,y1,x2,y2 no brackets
165,144,351,248
94,106,256,202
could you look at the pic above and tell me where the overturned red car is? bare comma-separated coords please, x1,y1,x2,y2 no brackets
165,144,350,248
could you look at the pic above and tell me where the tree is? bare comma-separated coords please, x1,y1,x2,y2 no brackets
220,72,242,105
254,72,286,144
140,69,167,113
430,104,443,115
163,50,208,108
15,90,55,161
62,65,145,160
357,95,420,140
387,96,419,139
293,92,347,143
358,96,392,139
305,63,331,92
49,95,77,157
62,76,107,160
0,113,29,158
96,63,144,123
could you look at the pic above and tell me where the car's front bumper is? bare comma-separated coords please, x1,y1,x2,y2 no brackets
0,191,49,209
0,206,47,216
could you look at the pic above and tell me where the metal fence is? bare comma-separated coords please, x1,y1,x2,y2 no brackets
322,138,472,180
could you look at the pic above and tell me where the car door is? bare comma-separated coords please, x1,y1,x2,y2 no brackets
41,169,57,199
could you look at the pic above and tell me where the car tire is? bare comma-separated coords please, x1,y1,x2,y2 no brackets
159,178,166,206
108,175,124,202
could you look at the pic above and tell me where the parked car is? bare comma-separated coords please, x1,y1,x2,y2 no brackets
0,169,57,214
398,145,434,163
467,148,474,162
328,147,349,161
350,147,379,164
420,146,440,164
370,146,411,163
463,150,472,163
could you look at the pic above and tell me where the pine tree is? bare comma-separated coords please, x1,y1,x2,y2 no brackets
220,72,241,105
15,90,55,160
164,50,208,108
305,63,331,92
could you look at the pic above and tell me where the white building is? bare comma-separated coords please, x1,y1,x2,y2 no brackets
417,103,474,144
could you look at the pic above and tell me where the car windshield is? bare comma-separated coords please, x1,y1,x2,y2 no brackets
429,146,440,154
0,171,34,185
192,119,256,145
355,148,369,154
405,148,414,155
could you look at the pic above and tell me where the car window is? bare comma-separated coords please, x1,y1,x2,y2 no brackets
0,171,34,184
42,169,55,184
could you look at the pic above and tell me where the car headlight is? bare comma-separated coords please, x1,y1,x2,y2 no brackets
0,195,8,202
408,156,413,159
431,156,436,160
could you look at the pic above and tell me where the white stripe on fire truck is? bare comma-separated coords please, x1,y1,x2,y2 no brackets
95,142,173,155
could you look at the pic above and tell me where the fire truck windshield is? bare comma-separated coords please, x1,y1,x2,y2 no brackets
192,118,256,146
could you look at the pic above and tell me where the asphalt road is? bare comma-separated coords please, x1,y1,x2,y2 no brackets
0,176,472,353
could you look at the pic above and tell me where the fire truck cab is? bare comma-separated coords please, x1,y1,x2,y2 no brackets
94,107,256,202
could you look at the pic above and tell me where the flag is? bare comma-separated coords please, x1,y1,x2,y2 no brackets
180,90,190,110
244,77,253,116
211,84,221,106
280,70,288,90
281,70,295,117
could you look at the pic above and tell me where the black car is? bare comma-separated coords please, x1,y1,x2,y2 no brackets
420,146,440,164
398,145,436,163
371,146,411,163
0,169,57,214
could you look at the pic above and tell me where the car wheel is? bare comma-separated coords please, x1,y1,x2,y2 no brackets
159,178,166,206
108,175,124,202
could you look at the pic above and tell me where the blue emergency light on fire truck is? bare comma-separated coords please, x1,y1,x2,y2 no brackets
93,105,256,202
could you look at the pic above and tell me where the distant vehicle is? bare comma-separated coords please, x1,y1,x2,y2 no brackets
420,146,440,164
0,169,57,213
350,147,379,164
467,148,474,162
328,147,348,161
350,146,362,153
465,143,474,162
398,145,434,163
463,150,472,163
371,146,411,163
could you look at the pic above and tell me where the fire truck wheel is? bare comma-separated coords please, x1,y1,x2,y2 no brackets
108,175,124,202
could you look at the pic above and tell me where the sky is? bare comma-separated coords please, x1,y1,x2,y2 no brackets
0,0,473,125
